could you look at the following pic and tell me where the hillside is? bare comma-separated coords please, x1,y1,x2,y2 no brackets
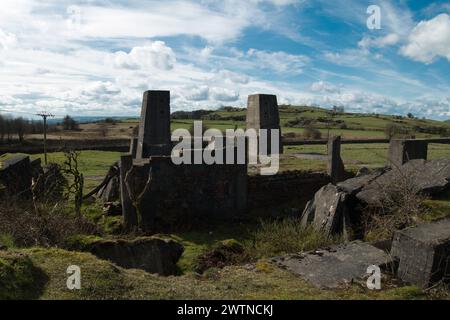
15,105,450,142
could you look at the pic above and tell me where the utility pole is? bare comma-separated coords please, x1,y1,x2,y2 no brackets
36,112,54,165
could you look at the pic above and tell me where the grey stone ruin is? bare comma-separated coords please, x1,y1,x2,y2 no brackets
246,94,283,155
327,135,346,184
129,137,138,159
391,218,450,288
388,139,428,168
136,90,172,159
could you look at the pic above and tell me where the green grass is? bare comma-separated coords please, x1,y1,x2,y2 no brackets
0,247,430,300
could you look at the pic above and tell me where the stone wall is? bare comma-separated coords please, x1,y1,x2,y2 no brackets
248,171,330,211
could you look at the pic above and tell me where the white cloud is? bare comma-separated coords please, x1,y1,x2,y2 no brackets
311,81,341,94
112,42,176,71
400,14,450,64
246,48,309,74
0,29,17,50
210,87,239,102
358,33,400,49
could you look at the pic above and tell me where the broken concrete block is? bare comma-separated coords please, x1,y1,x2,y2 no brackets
274,241,392,289
356,159,450,206
300,183,350,238
391,219,450,288
388,139,428,168
0,155,32,199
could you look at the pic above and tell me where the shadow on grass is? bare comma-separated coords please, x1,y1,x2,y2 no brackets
0,251,49,300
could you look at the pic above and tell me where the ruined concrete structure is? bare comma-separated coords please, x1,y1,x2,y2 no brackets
327,136,346,184
136,90,172,159
391,219,450,288
120,90,249,231
246,94,283,155
388,139,428,168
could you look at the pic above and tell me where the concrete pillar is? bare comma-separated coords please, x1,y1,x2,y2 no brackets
129,137,138,159
136,90,171,159
120,154,137,230
246,94,283,155
327,136,346,184
388,139,428,168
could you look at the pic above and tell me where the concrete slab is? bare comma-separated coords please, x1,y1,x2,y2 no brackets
274,241,392,289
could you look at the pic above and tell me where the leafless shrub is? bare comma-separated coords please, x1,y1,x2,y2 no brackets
363,165,429,241
0,201,98,247
62,150,84,216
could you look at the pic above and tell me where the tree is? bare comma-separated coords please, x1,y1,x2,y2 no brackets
62,115,78,131
14,117,26,142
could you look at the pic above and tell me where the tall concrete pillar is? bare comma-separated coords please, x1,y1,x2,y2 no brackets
246,94,283,155
120,154,137,230
136,90,171,159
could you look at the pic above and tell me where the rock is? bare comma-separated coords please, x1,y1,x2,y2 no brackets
300,183,350,238
274,241,393,289
69,236,183,276
0,155,32,199
103,202,122,216
391,219,450,288
337,168,386,196
356,167,370,177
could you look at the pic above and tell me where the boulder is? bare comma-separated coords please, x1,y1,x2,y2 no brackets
391,219,450,288
103,202,122,216
67,236,183,276
300,183,350,238
274,241,393,289
337,168,386,196
357,159,450,206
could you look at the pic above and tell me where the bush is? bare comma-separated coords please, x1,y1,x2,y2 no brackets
303,126,322,139
246,218,334,259
0,202,99,247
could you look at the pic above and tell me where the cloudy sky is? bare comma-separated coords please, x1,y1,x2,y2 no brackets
0,0,449,119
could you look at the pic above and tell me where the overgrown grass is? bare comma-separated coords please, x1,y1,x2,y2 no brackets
245,218,337,259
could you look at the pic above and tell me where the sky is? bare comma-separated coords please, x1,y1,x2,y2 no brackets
0,0,449,120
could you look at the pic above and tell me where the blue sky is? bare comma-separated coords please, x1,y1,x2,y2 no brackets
0,0,449,119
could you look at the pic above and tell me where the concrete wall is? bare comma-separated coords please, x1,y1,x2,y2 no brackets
128,156,247,231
